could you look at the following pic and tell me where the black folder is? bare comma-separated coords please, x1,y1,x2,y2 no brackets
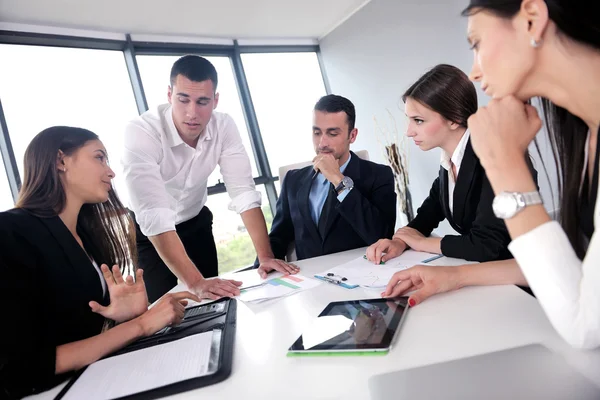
55,298,236,400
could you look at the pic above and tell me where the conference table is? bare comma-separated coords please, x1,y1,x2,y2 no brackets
28,248,600,399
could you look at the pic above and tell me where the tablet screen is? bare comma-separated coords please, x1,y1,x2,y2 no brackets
289,298,408,352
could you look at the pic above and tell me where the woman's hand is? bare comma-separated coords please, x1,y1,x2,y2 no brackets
393,227,427,252
366,238,407,264
89,265,149,323
381,265,462,306
135,291,201,336
468,96,542,172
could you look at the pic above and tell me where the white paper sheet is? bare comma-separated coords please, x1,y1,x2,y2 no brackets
316,250,441,289
62,331,214,400
237,274,321,303
221,269,284,289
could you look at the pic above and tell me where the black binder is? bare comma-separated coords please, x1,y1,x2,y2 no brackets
55,298,236,400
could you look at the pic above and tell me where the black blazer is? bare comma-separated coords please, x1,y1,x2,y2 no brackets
408,139,538,262
265,152,397,261
0,208,109,399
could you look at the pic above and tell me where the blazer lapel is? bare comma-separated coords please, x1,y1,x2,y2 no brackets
451,140,478,231
39,216,105,303
439,166,452,222
322,152,361,242
296,168,322,243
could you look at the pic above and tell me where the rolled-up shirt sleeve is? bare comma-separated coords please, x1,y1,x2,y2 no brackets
122,122,176,237
218,116,262,214
509,220,600,349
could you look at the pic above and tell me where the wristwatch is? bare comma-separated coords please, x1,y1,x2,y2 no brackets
492,191,543,219
335,176,354,195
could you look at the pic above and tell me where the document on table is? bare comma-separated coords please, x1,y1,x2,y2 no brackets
237,274,322,304
62,331,214,400
317,250,442,289
221,269,284,289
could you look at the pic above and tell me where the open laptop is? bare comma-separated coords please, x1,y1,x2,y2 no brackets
369,344,600,400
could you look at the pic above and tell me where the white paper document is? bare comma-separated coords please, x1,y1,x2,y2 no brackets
317,250,441,289
62,331,214,400
237,274,321,304
221,269,284,289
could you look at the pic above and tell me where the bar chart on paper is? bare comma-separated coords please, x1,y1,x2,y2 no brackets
238,274,321,304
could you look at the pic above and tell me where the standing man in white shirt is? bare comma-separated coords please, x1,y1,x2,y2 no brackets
123,55,298,302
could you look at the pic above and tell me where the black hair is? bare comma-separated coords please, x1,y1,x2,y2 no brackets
314,94,356,133
170,55,218,91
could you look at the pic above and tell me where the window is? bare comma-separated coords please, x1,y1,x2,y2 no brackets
0,154,14,211
205,185,273,274
241,52,327,177
0,44,139,207
136,55,259,185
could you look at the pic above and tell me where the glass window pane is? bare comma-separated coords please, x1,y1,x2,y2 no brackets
205,185,273,274
136,55,258,184
0,44,139,207
0,156,14,211
241,52,327,177
275,180,281,197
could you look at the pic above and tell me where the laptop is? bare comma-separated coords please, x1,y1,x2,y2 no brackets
369,344,600,400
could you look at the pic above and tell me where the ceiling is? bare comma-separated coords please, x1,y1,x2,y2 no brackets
0,0,371,40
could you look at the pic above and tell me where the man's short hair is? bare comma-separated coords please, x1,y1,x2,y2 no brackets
314,94,356,132
170,55,218,91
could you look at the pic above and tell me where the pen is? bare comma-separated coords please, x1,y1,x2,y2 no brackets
240,282,267,290
363,254,385,265
321,276,343,285
422,254,444,263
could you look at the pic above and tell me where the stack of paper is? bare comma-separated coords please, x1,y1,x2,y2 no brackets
62,331,214,400
316,250,441,289
237,274,322,304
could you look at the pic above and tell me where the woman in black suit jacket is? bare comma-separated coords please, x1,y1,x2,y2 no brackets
0,127,199,399
367,64,536,267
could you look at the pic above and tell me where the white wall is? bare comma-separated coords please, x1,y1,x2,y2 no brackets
319,0,559,234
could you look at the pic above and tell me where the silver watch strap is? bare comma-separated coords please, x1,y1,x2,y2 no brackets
521,191,542,206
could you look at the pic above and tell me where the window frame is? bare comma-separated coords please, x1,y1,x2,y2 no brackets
0,30,330,216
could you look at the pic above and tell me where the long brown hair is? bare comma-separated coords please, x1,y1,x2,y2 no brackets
462,0,597,258
16,126,137,274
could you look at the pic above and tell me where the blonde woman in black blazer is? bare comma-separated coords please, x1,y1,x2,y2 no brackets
0,127,200,399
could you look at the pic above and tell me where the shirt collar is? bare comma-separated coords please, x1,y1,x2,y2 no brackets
441,129,470,171
163,104,212,149
340,152,352,174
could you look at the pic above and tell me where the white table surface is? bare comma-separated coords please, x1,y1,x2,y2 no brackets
28,248,600,400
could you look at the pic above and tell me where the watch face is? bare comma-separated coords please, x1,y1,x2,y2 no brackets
342,176,354,190
493,192,518,219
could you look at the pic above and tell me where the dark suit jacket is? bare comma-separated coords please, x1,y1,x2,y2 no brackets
408,140,538,262
265,152,397,261
0,208,109,399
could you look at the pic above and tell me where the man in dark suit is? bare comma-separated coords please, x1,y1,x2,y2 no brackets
256,95,396,275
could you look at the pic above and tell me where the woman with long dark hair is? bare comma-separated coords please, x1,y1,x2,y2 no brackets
383,0,600,349
367,64,535,265
0,126,200,398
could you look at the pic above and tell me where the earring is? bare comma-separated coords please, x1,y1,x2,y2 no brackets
530,37,543,48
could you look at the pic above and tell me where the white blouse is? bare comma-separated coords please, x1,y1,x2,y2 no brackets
508,131,600,349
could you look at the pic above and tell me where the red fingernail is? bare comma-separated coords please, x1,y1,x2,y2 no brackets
408,298,416,307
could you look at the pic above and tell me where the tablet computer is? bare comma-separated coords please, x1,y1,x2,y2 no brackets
288,298,409,356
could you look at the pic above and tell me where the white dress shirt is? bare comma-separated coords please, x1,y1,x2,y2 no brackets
440,130,470,215
122,104,261,237
508,130,600,349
